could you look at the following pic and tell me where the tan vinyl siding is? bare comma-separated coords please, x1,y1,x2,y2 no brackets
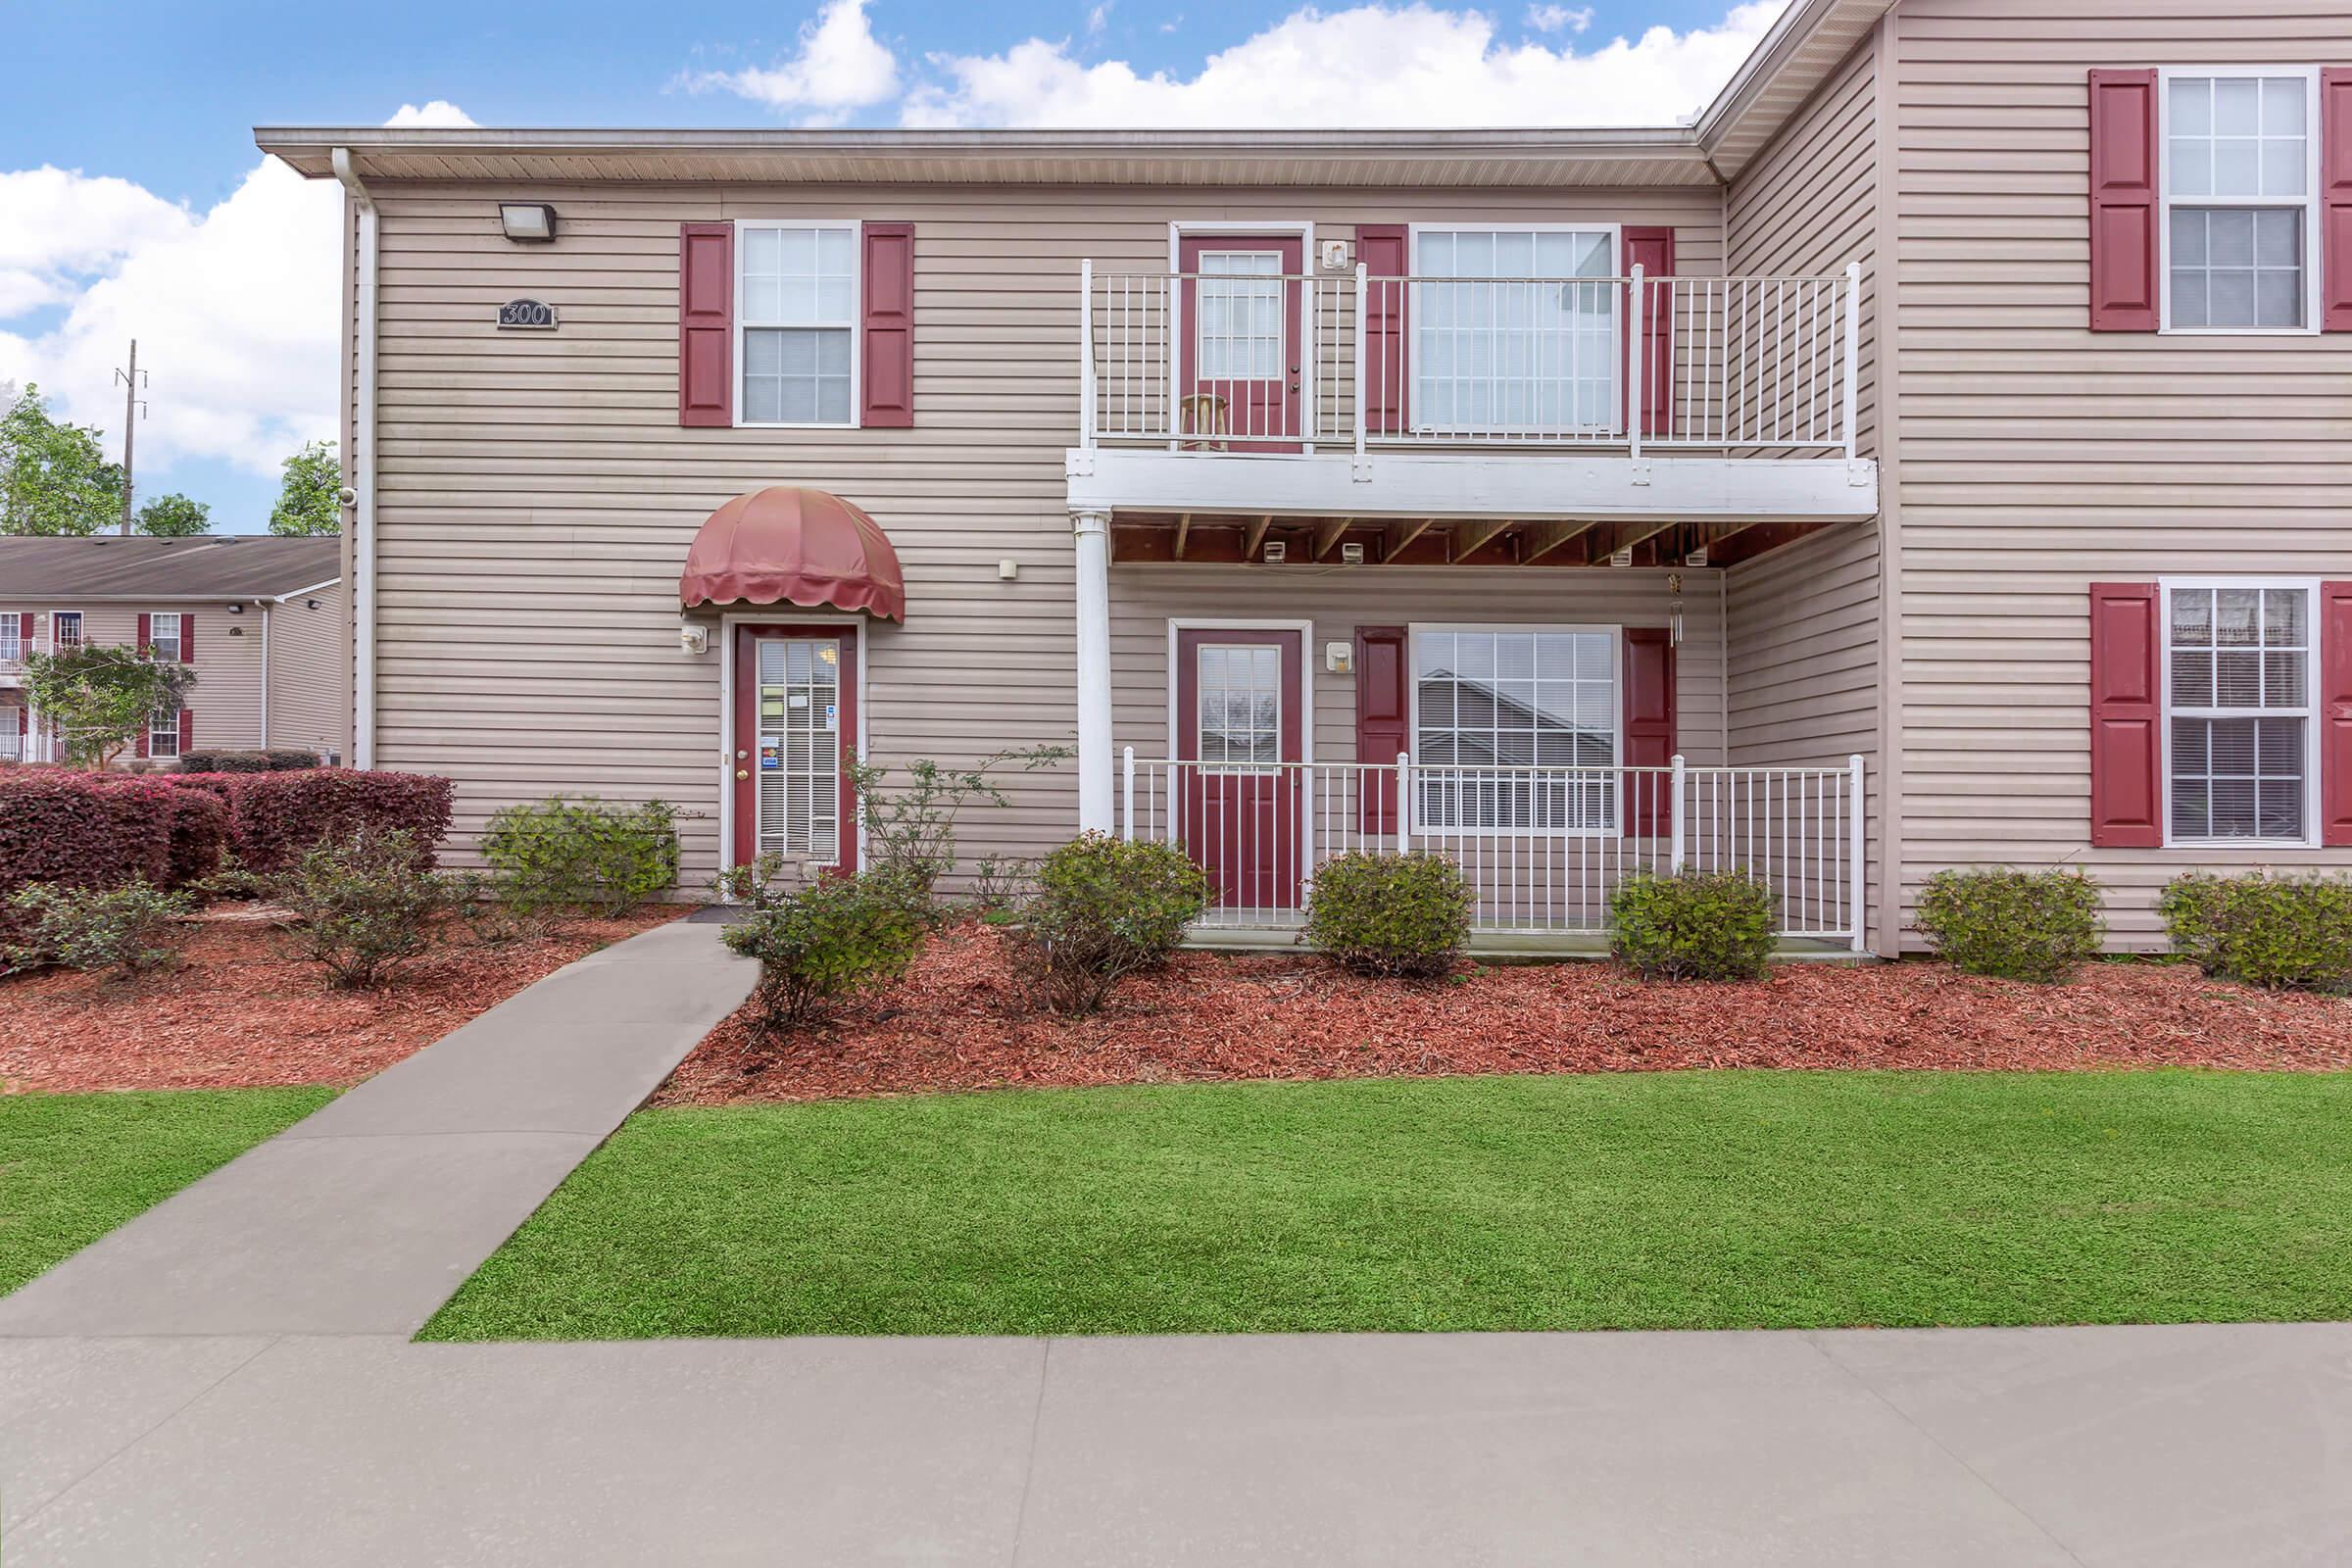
1889,0,2352,947
0,604,263,760
266,583,349,760
1724,25,1886,943
363,182,1723,879
1109,565,1726,767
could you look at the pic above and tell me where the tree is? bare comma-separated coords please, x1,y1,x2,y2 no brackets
268,439,341,536
135,493,211,537
21,645,196,768
0,383,125,537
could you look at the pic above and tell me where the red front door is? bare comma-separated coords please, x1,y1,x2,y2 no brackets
1175,627,1305,912
1177,233,1305,452
732,625,858,874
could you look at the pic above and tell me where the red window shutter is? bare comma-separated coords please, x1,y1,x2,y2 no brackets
136,612,152,657
860,221,915,428
1623,628,1676,837
2323,581,2352,845
2088,583,2164,847
1357,225,1409,434
178,708,193,754
16,612,29,646
2088,69,2159,331
180,612,194,662
678,221,734,427
1354,624,1409,830
2324,71,2352,330
135,719,149,759
1622,227,1674,436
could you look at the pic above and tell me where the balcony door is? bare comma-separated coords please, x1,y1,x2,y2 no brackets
1175,627,1305,914
1177,233,1304,453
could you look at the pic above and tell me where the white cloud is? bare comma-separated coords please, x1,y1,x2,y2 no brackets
684,0,899,125
1087,3,1111,36
383,100,480,128
900,1,1788,127
1526,3,1593,32
0,103,473,493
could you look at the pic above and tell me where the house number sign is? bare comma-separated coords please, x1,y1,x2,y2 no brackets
497,298,558,329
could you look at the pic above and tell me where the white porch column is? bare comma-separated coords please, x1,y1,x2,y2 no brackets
1071,508,1114,832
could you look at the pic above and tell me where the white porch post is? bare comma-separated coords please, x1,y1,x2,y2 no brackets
1071,508,1114,832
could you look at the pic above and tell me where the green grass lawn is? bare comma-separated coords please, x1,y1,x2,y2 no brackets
422,1070,2352,1340
0,1088,334,1297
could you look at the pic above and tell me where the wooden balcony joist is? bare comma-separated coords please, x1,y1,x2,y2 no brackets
1110,512,1847,569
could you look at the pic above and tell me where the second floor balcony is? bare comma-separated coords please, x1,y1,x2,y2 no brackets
1068,259,1879,550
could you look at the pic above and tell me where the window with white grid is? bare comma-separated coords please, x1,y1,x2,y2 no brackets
754,637,843,862
2165,583,2315,843
738,222,858,425
147,612,181,663
50,611,81,651
1194,644,1282,763
149,707,182,760
1195,252,1284,380
1413,628,1617,832
2163,71,2319,331
1412,228,1616,434
0,619,19,662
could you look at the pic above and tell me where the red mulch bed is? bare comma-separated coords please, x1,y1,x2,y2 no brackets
1,904,686,1094
658,922,2352,1106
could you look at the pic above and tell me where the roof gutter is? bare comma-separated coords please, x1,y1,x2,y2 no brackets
332,147,377,769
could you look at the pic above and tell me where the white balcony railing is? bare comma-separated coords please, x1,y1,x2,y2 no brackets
1120,750,1866,950
1079,263,1862,460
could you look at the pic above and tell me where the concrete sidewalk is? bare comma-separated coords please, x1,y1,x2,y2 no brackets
0,917,754,1339
3,1322,2348,1564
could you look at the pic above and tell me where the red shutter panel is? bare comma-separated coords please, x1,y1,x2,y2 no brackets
2088,69,2160,331
2323,72,2352,330
2322,581,2352,845
135,612,152,657
1357,225,1409,434
16,612,29,647
1354,624,1409,830
178,708,193,755
1622,227,1674,436
2088,583,2164,847
180,612,194,662
860,221,915,428
678,221,733,427
1623,628,1676,837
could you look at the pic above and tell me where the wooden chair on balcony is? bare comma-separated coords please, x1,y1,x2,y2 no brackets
1178,392,1229,452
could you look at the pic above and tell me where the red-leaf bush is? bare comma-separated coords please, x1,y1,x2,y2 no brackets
166,785,230,888
170,769,455,873
0,771,177,939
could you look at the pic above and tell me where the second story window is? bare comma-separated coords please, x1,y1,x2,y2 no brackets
0,617,20,662
147,612,183,663
2162,71,2318,331
50,611,82,652
737,221,858,426
1413,227,1617,435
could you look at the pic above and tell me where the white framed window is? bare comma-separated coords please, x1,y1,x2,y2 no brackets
2159,68,2321,333
0,618,20,662
735,220,858,427
49,611,82,651
149,706,182,760
1410,625,1619,834
146,612,183,663
1195,251,1286,381
2162,579,2321,845
1410,225,1619,435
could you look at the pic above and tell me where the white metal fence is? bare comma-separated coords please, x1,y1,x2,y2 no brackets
1080,263,1861,458
1120,749,1866,949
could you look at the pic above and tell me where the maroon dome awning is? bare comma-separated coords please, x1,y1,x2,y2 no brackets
677,487,906,621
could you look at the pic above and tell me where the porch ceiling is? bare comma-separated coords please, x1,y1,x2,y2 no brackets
1108,514,1842,569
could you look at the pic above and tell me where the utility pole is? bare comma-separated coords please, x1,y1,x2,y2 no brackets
114,339,147,535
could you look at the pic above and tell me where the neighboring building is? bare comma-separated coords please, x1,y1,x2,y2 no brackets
0,536,346,767
257,0,2352,955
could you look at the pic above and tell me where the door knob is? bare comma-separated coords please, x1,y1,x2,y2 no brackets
735,768,749,780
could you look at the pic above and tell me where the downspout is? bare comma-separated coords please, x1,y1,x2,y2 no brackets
332,147,378,769
258,600,271,748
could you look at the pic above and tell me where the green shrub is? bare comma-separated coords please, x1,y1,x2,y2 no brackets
1610,869,1778,982
481,796,679,918
270,827,450,989
1913,867,2105,983
1304,851,1473,979
1001,832,1208,1014
2158,872,2352,992
5,878,192,977
721,871,928,1037
844,747,1069,922
443,869,554,947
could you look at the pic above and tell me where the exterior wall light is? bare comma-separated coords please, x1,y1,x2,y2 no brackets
499,203,558,243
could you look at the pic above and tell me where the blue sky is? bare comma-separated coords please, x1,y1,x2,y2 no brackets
1,0,1781,532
